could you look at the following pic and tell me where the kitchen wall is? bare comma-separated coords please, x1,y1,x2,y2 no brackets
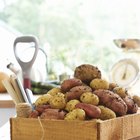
0,108,16,127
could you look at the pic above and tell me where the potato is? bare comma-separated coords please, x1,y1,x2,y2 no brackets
34,94,52,106
35,104,51,114
123,96,138,114
64,108,85,121
49,93,66,109
98,105,116,120
109,82,118,91
74,64,101,84
40,109,66,120
47,87,62,96
113,86,128,98
75,103,101,119
80,92,99,105
133,95,140,107
29,110,39,118
65,99,80,112
65,85,92,101
61,78,83,92
93,89,127,116
90,78,109,90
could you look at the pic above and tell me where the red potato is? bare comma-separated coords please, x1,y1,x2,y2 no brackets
65,85,92,101
75,102,101,118
35,104,51,115
93,89,128,116
28,110,40,118
40,109,66,120
61,78,83,92
123,96,138,114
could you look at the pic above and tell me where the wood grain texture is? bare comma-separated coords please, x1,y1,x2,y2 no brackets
10,109,140,140
10,118,97,140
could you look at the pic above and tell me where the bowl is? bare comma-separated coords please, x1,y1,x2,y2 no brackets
113,39,140,50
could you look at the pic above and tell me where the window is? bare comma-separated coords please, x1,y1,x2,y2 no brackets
0,0,140,80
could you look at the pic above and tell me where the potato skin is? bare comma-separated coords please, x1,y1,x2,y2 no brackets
61,78,83,92
74,64,101,84
123,96,138,114
40,109,66,120
29,110,40,118
133,95,140,107
75,102,101,118
34,94,52,106
47,87,61,96
109,83,118,91
65,99,80,112
113,87,128,98
65,85,92,101
64,108,85,121
93,89,127,116
98,105,116,120
90,78,109,90
35,104,51,115
49,93,66,109
80,92,99,105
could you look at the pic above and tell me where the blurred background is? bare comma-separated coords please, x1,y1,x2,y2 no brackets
0,0,140,81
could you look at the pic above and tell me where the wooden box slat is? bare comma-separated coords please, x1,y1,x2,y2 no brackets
10,118,97,140
10,109,140,140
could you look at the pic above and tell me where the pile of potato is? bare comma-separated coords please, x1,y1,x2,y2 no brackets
28,64,140,121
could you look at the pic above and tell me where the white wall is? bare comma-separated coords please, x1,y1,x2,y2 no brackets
0,108,16,127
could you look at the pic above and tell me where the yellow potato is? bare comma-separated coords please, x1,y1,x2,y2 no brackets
49,92,66,109
90,78,109,90
98,105,116,120
64,108,85,121
109,82,118,91
65,99,80,112
133,95,140,107
34,94,52,106
80,92,99,105
113,86,128,98
47,87,62,96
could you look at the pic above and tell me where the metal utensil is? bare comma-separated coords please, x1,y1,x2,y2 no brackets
13,35,39,89
25,88,35,110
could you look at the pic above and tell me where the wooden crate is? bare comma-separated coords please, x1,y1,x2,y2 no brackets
10,109,140,140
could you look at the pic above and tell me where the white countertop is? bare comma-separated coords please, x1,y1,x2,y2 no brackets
0,121,10,140
0,93,40,108
0,93,40,139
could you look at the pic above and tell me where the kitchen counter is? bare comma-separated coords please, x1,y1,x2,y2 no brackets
0,93,40,108
0,93,39,127
0,121,10,140
0,93,40,139
0,93,15,108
